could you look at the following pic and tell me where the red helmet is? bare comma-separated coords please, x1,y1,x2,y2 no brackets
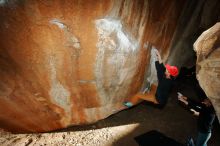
165,64,179,77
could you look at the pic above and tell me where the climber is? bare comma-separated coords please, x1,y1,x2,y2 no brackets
124,49,178,108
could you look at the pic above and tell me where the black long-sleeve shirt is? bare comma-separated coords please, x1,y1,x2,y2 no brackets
155,61,173,106
188,99,215,133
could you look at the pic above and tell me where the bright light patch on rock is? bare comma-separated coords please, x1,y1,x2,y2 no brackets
49,56,71,126
147,47,159,85
95,18,138,53
94,18,140,105
49,56,70,108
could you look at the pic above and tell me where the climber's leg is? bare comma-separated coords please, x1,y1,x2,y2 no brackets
124,84,158,107
138,84,158,104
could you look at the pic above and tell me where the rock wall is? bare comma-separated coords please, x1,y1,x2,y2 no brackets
194,23,220,121
167,0,220,67
0,0,185,132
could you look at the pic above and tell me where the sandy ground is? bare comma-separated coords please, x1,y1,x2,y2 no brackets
0,78,220,146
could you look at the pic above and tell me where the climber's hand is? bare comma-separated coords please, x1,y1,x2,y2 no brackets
155,50,160,58
178,93,188,105
190,109,200,116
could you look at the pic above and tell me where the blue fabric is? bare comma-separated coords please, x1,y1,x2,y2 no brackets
195,132,211,146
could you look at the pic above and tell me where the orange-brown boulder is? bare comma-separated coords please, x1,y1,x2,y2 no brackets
0,0,184,132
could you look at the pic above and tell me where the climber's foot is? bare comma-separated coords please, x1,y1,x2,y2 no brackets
123,101,133,108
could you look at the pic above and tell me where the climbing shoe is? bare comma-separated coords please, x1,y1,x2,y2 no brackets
123,101,133,108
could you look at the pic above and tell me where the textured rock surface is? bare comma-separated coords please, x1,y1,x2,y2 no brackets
168,0,220,67
0,0,185,132
194,22,220,121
